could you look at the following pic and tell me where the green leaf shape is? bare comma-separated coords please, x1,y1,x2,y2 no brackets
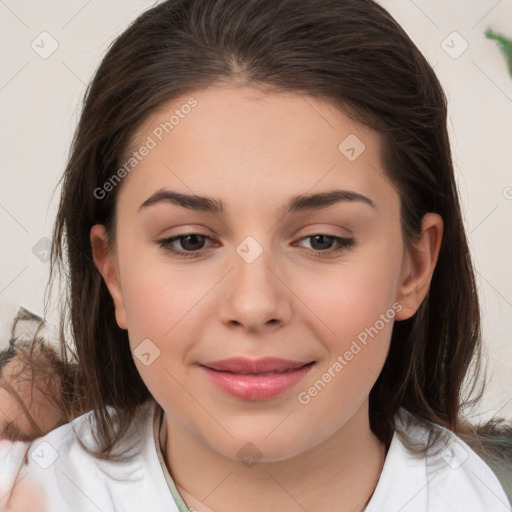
486,29,512,77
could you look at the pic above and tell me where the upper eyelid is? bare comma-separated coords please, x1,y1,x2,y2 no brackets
160,222,353,238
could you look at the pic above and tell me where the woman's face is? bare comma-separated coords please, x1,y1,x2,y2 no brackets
91,85,442,461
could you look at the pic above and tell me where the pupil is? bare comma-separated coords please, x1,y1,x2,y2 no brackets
183,234,204,250
312,235,332,250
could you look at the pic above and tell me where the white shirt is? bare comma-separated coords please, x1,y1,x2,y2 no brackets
0,401,509,512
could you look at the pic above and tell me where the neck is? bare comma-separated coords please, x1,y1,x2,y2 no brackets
160,400,388,512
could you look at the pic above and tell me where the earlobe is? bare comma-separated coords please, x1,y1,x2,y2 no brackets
90,224,128,330
395,213,444,321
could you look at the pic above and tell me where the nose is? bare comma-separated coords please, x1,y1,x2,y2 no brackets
218,239,292,333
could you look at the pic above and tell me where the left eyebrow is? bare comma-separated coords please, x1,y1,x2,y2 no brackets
138,188,376,214
285,189,376,214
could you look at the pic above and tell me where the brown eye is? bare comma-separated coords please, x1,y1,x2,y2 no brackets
297,234,355,257
157,233,215,258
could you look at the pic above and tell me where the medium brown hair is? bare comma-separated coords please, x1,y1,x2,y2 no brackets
47,0,491,458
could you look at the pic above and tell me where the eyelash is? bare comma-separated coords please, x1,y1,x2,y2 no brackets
156,233,355,259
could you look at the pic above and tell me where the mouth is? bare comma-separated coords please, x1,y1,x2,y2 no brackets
207,367,310,376
201,357,315,374
199,358,316,400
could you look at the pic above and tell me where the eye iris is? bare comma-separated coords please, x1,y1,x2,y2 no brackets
181,234,205,251
311,235,333,250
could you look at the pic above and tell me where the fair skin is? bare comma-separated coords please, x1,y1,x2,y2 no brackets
91,84,443,512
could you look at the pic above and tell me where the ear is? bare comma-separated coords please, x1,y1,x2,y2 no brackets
395,213,444,321
90,224,128,330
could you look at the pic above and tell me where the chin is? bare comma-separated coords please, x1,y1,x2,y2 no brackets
206,429,315,465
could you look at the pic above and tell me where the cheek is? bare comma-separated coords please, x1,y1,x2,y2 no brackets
304,248,402,343
120,247,205,338
295,260,400,440
119,254,213,390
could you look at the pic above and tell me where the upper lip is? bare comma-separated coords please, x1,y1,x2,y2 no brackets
201,357,313,374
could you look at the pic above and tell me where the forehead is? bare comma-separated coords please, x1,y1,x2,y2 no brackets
117,85,397,215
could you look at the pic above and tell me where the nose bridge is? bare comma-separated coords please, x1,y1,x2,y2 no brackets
219,232,291,329
232,233,278,291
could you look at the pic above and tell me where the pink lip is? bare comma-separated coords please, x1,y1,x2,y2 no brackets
199,357,315,400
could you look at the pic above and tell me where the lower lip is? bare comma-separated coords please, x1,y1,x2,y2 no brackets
199,363,314,400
